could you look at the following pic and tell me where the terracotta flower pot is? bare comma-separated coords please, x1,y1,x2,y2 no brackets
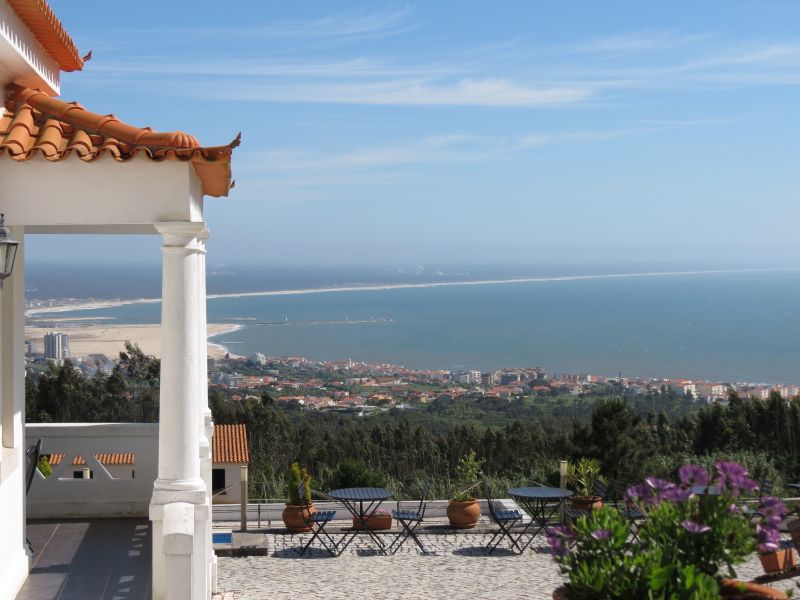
759,548,796,574
552,585,569,600
787,518,800,549
570,496,603,512
720,578,788,599
447,498,481,529
352,511,392,530
282,503,315,533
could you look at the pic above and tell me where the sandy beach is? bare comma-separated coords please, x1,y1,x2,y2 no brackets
25,323,242,360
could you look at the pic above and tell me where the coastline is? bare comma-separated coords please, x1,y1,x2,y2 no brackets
25,267,796,316
25,323,243,360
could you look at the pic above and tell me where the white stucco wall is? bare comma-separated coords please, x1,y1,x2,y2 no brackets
212,464,244,504
26,423,158,518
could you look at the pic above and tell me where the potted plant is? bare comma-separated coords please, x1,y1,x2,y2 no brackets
756,496,796,574
566,458,606,512
549,461,791,599
281,462,315,533
447,451,483,529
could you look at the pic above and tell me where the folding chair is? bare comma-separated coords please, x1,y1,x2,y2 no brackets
484,479,525,555
745,479,775,519
297,489,339,557
387,480,431,555
608,481,645,543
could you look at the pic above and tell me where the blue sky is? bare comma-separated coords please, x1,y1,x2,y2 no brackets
27,1,800,267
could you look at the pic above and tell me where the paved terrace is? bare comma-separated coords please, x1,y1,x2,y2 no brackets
211,518,800,600
16,518,800,600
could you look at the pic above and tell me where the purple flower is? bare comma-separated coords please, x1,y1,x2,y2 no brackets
681,520,711,534
679,464,709,487
645,477,676,494
547,525,574,559
759,497,788,518
731,476,759,496
715,462,750,493
625,484,650,502
662,486,694,502
591,529,612,540
715,461,748,480
757,524,781,553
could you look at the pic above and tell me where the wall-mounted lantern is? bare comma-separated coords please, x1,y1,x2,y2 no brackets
0,214,19,286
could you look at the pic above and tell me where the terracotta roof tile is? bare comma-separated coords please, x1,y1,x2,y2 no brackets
45,453,135,466
95,453,136,465
45,453,64,465
1,84,238,197
212,424,249,464
7,0,84,71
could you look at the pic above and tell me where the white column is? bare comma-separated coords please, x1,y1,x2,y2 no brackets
150,222,209,600
0,226,29,600
196,228,217,593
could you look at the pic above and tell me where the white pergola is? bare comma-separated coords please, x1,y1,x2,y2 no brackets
0,4,237,598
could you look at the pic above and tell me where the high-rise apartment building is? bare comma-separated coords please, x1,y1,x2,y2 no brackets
44,332,70,360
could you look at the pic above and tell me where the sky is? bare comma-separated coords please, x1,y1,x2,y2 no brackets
24,1,800,268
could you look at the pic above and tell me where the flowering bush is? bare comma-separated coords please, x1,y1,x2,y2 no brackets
548,461,787,599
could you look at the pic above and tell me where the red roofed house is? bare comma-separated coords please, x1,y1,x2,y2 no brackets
0,2,237,598
211,424,249,505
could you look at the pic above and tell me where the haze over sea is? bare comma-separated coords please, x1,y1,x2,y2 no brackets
26,264,800,384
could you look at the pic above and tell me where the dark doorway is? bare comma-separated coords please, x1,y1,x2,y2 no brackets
212,468,225,494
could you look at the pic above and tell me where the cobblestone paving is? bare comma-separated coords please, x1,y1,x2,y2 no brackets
212,531,800,600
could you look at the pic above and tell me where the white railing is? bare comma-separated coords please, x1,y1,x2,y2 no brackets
25,423,158,518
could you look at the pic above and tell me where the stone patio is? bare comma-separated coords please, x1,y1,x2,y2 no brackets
16,518,800,599
212,519,800,600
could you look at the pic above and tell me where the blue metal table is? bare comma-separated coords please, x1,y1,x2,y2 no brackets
690,485,721,496
508,487,573,553
328,487,394,555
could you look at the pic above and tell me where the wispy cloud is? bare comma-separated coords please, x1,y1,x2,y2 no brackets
189,78,592,108
242,128,650,176
570,31,712,54
101,6,415,42
75,9,800,110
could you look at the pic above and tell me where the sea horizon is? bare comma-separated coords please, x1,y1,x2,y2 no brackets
24,264,800,385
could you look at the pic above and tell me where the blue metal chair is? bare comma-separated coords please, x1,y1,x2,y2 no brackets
484,479,525,554
388,480,431,554
298,489,339,556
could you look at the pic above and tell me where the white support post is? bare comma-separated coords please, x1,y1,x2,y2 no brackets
163,502,195,600
150,222,209,600
196,228,216,594
0,225,29,600
240,465,248,532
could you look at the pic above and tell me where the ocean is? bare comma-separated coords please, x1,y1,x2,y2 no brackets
25,264,800,384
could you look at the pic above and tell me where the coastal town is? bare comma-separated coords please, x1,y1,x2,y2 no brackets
25,328,798,412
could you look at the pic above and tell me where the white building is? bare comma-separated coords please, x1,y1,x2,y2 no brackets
211,424,249,505
452,370,481,384
0,2,237,598
43,331,69,360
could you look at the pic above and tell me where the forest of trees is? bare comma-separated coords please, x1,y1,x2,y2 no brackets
25,346,800,500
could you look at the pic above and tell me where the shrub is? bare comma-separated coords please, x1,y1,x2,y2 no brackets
286,462,311,505
549,461,787,598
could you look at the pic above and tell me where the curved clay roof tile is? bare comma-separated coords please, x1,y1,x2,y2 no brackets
2,84,235,196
